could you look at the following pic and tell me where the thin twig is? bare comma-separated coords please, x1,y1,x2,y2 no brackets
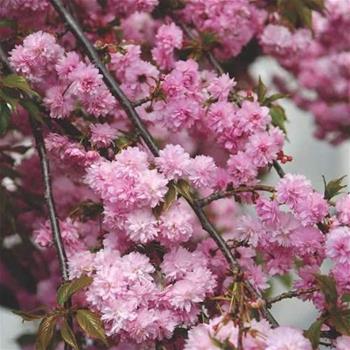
0,44,70,282
199,184,276,207
30,118,70,280
272,160,286,178
48,0,279,327
132,96,152,108
267,287,318,306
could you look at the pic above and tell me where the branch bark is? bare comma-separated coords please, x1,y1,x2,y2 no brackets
199,184,276,207
267,287,318,306
30,118,70,281
0,44,70,282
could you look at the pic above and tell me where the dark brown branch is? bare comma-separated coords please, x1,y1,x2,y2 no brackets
30,118,70,281
199,184,276,207
50,0,160,157
132,96,152,108
49,0,279,327
0,44,70,282
267,287,318,306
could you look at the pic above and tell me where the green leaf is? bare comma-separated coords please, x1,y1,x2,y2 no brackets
200,31,218,51
36,315,57,350
322,175,347,200
304,318,324,349
76,309,108,346
257,77,267,104
12,309,45,322
61,319,79,350
264,93,288,105
277,0,317,29
1,74,37,96
0,18,17,30
277,273,293,289
175,179,193,202
303,0,325,12
210,335,237,350
0,103,11,134
296,5,312,29
270,104,288,134
153,182,178,218
342,294,350,303
57,275,93,306
16,333,36,347
69,201,103,221
20,99,45,124
114,131,139,151
315,274,338,305
0,88,19,109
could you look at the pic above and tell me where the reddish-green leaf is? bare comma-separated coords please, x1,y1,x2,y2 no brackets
61,319,79,350
36,315,57,350
76,309,108,346
57,275,93,306
12,310,45,322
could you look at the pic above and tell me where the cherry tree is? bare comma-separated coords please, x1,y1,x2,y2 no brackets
0,0,349,349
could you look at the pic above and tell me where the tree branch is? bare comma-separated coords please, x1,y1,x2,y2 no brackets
48,0,279,327
199,184,276,207
0,44,70,282
50,0,160,157
267,287,318,306
30,119,70,281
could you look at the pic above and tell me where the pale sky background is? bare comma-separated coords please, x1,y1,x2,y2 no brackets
1,57,349,349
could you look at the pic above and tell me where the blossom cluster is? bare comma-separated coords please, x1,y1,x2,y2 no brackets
260,0,350,143
1,1,350,350
69,247,216,343
180,0,267,59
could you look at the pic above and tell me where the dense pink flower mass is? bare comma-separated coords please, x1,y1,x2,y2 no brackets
260,0,350,143
1,1,350,349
